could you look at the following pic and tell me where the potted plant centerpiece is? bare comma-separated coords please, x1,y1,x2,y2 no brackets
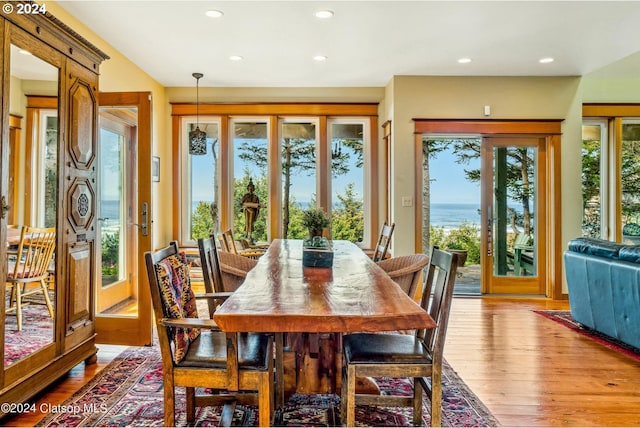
301,207,333,267
302,207,330,239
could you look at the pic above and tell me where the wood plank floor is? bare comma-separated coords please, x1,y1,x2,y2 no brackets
4,297,640,426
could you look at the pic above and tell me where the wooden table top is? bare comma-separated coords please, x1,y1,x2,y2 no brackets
214,239,435,333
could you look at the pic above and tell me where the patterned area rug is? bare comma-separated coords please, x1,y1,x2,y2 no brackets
4,298,54,366
535,310,640,362
37,344,498,427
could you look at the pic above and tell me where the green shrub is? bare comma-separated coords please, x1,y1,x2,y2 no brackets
429,222,481,265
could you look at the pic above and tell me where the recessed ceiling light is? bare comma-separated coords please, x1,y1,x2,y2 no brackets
539,57,554,64
18,49,32,56
313,55,328,62
205,10,224,18
229,55,243,61
457,57,472,64
315,10,334,19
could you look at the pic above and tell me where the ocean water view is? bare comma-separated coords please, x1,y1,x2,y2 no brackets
105,200,500,233
430,203,481,230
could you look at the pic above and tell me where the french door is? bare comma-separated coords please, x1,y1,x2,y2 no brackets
415,119,562,298
481,137,547,295
95,92,153,345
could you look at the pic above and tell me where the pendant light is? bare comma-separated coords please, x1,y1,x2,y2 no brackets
188,72,207,155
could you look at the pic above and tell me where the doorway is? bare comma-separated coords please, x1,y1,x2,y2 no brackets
95,92,153,345
415,119,562,298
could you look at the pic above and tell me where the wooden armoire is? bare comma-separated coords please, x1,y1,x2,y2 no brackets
0,2,109,411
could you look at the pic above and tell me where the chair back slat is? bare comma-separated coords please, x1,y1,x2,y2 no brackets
372,222,395,262
418,247,458,362
198,236,225,317
222,229,239,254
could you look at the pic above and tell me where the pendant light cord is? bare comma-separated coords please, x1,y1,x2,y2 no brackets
192,72,204,130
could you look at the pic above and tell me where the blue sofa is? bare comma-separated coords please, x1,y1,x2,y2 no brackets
564,237,640,350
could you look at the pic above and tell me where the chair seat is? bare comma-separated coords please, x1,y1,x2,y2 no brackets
179,331,271,370
343,332,432,364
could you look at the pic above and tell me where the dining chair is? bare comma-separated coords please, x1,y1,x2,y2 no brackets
376,253,430,300
218,250,258,291
145,241,274,427
371,222,395,262
196,237,234,318
341,247,458,427
6,226,56,331
221,229,265,260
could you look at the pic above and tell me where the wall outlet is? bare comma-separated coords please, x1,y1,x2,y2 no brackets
401,196,413,207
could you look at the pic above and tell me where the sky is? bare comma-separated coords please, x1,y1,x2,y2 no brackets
189,136,486,207
429,146,481,205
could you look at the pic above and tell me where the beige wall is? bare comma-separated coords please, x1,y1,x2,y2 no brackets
166,86,383,104
382,76,583,293
582,77,640,102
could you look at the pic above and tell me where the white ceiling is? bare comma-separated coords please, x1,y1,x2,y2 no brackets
57,1,640,88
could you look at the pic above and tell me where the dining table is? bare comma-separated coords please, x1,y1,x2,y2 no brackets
213,238,434,404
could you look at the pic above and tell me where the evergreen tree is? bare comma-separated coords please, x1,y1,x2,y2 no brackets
332,183,364,242
191,201,214,241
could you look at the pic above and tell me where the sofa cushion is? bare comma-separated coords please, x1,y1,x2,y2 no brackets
567,237,625,259
618,246,640,263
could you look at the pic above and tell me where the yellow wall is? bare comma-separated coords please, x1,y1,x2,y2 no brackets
46,2,170,248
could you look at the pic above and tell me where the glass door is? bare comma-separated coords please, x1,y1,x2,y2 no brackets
95,92,153,345
482,137,547,295
96,117,135,313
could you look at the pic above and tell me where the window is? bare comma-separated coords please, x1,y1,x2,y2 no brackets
329,119,366,243
581,120,607,238
180,117,220,245
583,104,640,243
281,120,318,239
172,103,378,247
233,120,268,242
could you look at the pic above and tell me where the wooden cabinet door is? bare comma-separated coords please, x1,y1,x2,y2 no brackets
62,59,99,350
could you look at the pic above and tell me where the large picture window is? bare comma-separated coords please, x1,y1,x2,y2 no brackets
172,103,379,248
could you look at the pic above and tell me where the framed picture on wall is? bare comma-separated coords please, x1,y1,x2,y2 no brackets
152,156,160,182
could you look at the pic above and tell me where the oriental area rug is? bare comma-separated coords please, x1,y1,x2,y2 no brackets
36,344,499,427
4,296,54,366
535,310,640,362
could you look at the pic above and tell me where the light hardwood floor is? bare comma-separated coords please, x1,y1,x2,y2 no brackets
3,297,640,427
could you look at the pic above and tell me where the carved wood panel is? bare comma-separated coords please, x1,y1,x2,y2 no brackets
66,244,92,329
63,60,98,338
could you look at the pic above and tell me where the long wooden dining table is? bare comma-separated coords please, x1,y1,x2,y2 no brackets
213,239,434,404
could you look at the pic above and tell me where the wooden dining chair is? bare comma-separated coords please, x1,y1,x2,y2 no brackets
341,247,458,427
371,222,395,262
221,229,265,260
6,226,56,331
145,241,273,427
196,237,234,318
376,253,430,300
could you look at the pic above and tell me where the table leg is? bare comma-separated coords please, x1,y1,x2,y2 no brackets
275,332,284,408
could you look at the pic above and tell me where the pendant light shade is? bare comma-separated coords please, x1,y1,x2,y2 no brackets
189,72,207,155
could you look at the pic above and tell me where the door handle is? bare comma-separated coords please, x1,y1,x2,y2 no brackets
132,202,148,236
486,204,492,256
